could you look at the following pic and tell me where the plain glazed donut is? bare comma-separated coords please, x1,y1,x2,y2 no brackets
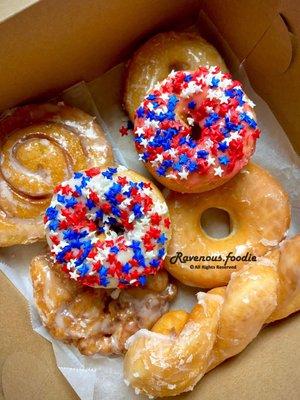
123,236,300,397
30,254,177,356
124,31,227,120
45,165,171,289
132,66,260,193
165,163,290,288
0,103,114,247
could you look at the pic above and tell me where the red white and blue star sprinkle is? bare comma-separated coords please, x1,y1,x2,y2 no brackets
44,166,171,289
131,66,260,181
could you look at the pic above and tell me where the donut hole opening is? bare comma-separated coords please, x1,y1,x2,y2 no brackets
94,220,125,236
190,123,202,141
179,113,202,141
200,208,232,239
110,223,125,236
168,62,189,72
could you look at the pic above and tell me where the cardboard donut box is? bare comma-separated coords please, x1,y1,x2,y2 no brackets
0,0,299,399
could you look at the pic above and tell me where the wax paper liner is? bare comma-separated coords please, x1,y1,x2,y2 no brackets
1,14,300,400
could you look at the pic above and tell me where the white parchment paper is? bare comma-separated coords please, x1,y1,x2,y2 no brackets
1,33,300,400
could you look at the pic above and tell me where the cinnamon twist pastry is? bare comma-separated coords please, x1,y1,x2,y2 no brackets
124,235,300,397
0,103,114,247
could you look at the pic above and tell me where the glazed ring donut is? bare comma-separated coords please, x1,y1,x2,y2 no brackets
30,254,177,356
124,31,227,120
45,165,171,289
0,103,114,247
165,163,290,288
132,66,260,193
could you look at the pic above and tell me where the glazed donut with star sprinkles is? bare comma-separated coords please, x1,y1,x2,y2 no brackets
44,165,171,289
133,66,260,193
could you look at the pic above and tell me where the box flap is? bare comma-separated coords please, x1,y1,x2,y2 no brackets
0,273,77,399
0,0,199,111
0,0,39,23
202,0,300,153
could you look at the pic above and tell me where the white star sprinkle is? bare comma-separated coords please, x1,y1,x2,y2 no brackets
69,269,80,281
144,119,152,128
213,71,224,81
91,236,99,244
214,166,224,176
166,173,177,180
181,81,201,98
206,155,215,166
143,187,153,196
230,131,242,141
150,159,158,167
141,216,150,225
102,214,110,223
154,202,168,215
205,138,214,148
155,154,164,163
147,103,154,111
223,137,233,145
207,90,216,101
89,270,97,276
102,247,111,258
178,168,189,180
155,105,168,115
160,93,169,101
66,259,76,270
187,117,194,126
122,198,131,206
52,244,64,253
140,138,148,147
220,94,229,104
106,230,118,239
135,127,144,136
218,78,232,89
247,99,255,108
128,213,135,223
94,252,105,262
150,120,160,129
58,214,67,222
168,148,177,157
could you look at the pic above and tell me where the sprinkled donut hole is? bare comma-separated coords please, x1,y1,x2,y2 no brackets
133,66,260,193
44,166,171,289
